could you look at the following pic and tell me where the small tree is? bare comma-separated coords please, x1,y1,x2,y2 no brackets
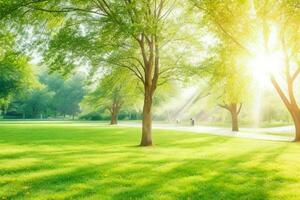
209,43,250,131
85,69,141,125
215,65,247,132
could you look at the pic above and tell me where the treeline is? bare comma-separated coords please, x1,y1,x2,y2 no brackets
1,72,86,119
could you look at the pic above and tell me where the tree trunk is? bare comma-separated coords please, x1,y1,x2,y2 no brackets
289,107,300,141
140,90,153,146
3,107,7,119
110,113,118,125
231,110,239,131
220,103,241,132
271,76,300,141
293,118,300,141
136,33,159,146
110,102,120,125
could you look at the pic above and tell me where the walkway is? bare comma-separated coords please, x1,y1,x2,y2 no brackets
119,122,294,142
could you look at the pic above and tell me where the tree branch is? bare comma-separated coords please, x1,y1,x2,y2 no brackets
237,103,242,115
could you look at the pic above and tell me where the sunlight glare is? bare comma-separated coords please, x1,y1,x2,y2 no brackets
248,51,283,86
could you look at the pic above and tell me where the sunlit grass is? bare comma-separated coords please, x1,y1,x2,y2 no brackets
1,122,300,199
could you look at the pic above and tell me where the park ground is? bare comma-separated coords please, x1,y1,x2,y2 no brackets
1,122,300,200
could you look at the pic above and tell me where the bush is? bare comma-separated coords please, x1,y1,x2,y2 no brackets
79,112,109,121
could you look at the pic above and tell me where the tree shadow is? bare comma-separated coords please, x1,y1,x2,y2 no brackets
109,148,290,200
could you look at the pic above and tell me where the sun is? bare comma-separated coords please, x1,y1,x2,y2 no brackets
246,48,285,127
244,23,285,88
248,50,284,87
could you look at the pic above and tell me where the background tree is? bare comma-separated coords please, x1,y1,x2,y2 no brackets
41,73,86,119
5,71,86,119
205,31,251,131
189,0,255,130
85,69,141,125
210,50,249,131
21,87,54,119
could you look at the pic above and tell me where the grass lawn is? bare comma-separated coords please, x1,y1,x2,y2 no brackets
1,122,300,200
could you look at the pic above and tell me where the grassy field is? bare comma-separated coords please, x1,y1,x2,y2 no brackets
1,122,300,200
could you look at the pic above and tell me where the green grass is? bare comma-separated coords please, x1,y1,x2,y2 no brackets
1,122,300,200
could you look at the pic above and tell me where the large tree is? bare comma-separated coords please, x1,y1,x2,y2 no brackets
8,0,192,146
192,0,300,141
257,0,300,141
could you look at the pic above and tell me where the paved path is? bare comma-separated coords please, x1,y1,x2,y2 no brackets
118,122,294,142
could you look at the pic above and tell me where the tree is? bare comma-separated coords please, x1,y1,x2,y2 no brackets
208,42,250,132
6,0,193,146
37,71,86,118
5,71,86,119
213,61,247,132
21,87,54,119
192,0,300,141
46,73,86,119
255,0,300,141
85,69,141,125
190,0,254,131
1,0,204,145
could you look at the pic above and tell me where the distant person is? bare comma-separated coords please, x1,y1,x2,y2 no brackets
176,119,180,125
191,118,195,126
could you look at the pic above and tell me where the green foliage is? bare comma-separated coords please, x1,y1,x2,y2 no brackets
84,68,141,115
1,1,200,96
21,86,54,118
41,73,86,116
79,111,110,121
5,72,86,119
190,0,254,107
0,52,34,99
209,45,250,106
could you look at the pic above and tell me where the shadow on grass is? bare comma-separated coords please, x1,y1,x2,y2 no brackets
2,147,292,199
110,149,288,200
